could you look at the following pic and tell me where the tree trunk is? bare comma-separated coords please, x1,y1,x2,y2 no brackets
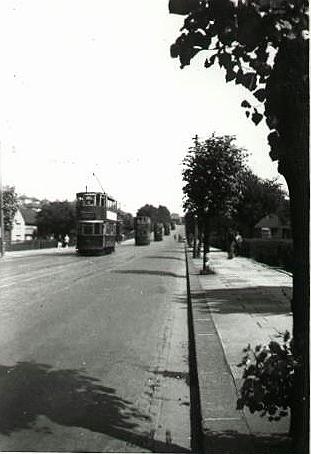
202,218,210,271
285,164,309,451
268,38,309,451
280,98,309,450
193,216,199,258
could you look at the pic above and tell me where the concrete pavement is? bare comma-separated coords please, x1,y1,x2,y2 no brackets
187,248,294,454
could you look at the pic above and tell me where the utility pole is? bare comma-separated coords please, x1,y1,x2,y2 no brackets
0,143,4,257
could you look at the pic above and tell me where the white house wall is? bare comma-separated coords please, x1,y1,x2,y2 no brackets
11,210,25,242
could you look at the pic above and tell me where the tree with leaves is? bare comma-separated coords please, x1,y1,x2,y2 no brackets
136,204,159,225
183,134,247,271
157,205,171,224
36,201,76,239
117,209,134,239
169,0,309,447
3,186,18,234
136,204,171,225
234,170,289,237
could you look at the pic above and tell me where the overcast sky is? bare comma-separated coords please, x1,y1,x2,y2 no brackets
0,0,285,215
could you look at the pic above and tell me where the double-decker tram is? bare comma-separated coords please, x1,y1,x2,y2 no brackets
76,191,118,254
163,222,171,236
154,222,163,241
134,216,151,246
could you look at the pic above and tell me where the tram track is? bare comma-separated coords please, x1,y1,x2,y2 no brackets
0,249,138,292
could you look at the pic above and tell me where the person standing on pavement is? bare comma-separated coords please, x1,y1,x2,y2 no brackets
227,228,236,259
64,234,70,248
235,231,243,256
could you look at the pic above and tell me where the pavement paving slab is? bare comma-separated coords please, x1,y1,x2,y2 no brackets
187,248,294,454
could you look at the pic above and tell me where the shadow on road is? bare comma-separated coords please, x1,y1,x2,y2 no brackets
145,256,185,262
189,287,292,316
203,429,294,454
112,270,185,279
159,249,185,254
0,361,190,452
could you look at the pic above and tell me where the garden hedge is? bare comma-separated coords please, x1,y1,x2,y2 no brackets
210,237,293,272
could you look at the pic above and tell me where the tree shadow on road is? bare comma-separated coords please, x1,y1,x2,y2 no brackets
160,249,185,254
203,429,295,454
112,270,185,279
190,286,292,317
0,361,189,452
145,256,185,262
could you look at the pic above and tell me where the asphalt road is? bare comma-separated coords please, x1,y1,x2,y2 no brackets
0,229,191,452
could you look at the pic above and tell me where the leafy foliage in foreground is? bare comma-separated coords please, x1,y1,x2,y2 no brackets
169,0,308,172
237,331,299,421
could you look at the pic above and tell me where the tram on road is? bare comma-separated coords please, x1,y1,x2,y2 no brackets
164,222,171,236
134,216,151,246
76,191,118,254
154,222,163,241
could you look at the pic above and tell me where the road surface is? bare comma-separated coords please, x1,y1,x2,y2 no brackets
0,229,191,452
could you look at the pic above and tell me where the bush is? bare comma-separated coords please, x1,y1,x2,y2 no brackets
210,236,293,271
237,332,299,421
240,238,293,271
210,234,227,250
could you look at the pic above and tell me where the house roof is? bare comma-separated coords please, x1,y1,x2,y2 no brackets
19,207,37,225
255,214,290,229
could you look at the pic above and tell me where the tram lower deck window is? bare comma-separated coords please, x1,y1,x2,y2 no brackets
83,225,93,235
94,224,101,235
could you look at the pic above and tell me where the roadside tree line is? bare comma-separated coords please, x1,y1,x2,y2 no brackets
182,134,289,270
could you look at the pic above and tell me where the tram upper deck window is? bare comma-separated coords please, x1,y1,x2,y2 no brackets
107,198,116,210
83,194,95,206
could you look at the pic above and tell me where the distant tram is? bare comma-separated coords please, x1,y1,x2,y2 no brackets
164,222,171,236
135,216,151,246
154,222,163,241
76,191,118,254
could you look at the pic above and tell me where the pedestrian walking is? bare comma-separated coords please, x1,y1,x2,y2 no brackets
235,231,243,256
64,234,70,248
57,235,62,249
227,228,236,259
